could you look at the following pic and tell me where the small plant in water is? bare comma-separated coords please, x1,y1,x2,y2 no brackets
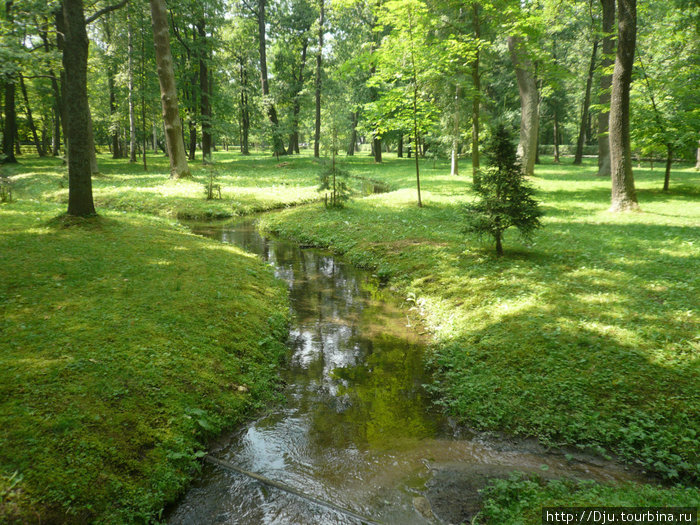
204,164,221,200
463,124,543,255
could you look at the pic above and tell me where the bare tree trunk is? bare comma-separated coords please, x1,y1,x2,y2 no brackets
257,0,284,156
451,85,460,175
508,35,538,177
197,19,211,160
471,3,480,183
313,0,324,158
574,39,598,165
373,136,382,163
609,0,638,211
663,145,672,191
149,0,190,178
346,111,357,156
87,109,99,174
2,80,17,163
239,57,250,155
288,40,307,155
18,73,45,156
127,11,136,162
597,0,615,176
553,108,560,163
62,0,95,216
695,140,700,170
397,135,403,158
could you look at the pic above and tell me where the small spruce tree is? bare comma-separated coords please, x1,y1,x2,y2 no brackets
463,125,543,255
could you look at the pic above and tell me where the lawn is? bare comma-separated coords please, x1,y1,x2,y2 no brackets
1,150,698,522
0,157,291,523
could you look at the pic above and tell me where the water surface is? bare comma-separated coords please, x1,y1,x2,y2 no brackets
169,220,640,525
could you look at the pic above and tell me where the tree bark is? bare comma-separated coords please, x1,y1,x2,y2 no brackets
197,19,211,160
397,135,403,158
451,85,460,175
574,38,598,164
471,3,480,182
313,0,324,158
62,0,95,215
346,111,357,156
553,108,560,163
508,35,538,177
597,0,615,176
663,144,672,191
149,0,190,178
128,11,137,162
239,56,250,155
288,40,308,155
609,0,638,211
2,80,17,163
19,73,45,156
257,0,284,155
373,136,382,163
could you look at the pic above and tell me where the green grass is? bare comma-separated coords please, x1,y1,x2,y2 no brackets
260,154,699,513
1,150,698,522
0,159,291,523
30,151,322,220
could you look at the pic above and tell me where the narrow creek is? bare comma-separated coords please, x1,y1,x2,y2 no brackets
168,219,642,525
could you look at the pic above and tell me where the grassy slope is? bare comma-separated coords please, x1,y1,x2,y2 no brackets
37,152,321,220
0,158,291,523
260,155,699,511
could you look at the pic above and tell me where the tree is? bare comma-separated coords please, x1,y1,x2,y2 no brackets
149,0,190,178
608,0,638,212
313,0,323,157
508,35,538,177
596,0,614,177
62,0,95,215
463,125,543,256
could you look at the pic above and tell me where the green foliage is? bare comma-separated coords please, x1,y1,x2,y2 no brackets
463,125,543,255
318,162,351,208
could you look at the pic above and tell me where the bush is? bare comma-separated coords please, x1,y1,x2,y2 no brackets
463,125,543,255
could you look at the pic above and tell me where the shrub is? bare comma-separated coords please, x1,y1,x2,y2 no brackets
463,125,543,255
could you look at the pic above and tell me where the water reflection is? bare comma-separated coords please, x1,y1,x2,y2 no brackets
169,220,641,525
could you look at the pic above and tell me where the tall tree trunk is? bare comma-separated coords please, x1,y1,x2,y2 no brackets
508,35,539,177
574,38,599,164
107,66,121,158
346,111,357,156
373,136,382,163
51,74,61,156
239,57,250,155
397,135,403,158
471,3,481,183
62,0,95,216
663,144,672,191
149,0,190,178
597,0,615,176
288,40,307,155
257,0,284,155
18,73,45,156
609,0,638,211
55,7,69,163
197,20,211,160
451,85,461,176
87,108,99,174
313,0,324,158
128,11,137,162
553,108,560,163
2,80,17,163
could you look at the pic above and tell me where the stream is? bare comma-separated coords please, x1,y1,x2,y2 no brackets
168,219,642,525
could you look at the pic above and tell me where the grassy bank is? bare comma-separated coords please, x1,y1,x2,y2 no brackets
0,161,290,523
260,155,699,508
31,152,321,220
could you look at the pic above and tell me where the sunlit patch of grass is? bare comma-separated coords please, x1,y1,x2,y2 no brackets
0,195,289,522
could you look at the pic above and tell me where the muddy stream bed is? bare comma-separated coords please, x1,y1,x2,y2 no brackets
168,219,642,525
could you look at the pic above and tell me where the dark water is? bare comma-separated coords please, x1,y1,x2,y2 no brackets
168,220,640,525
